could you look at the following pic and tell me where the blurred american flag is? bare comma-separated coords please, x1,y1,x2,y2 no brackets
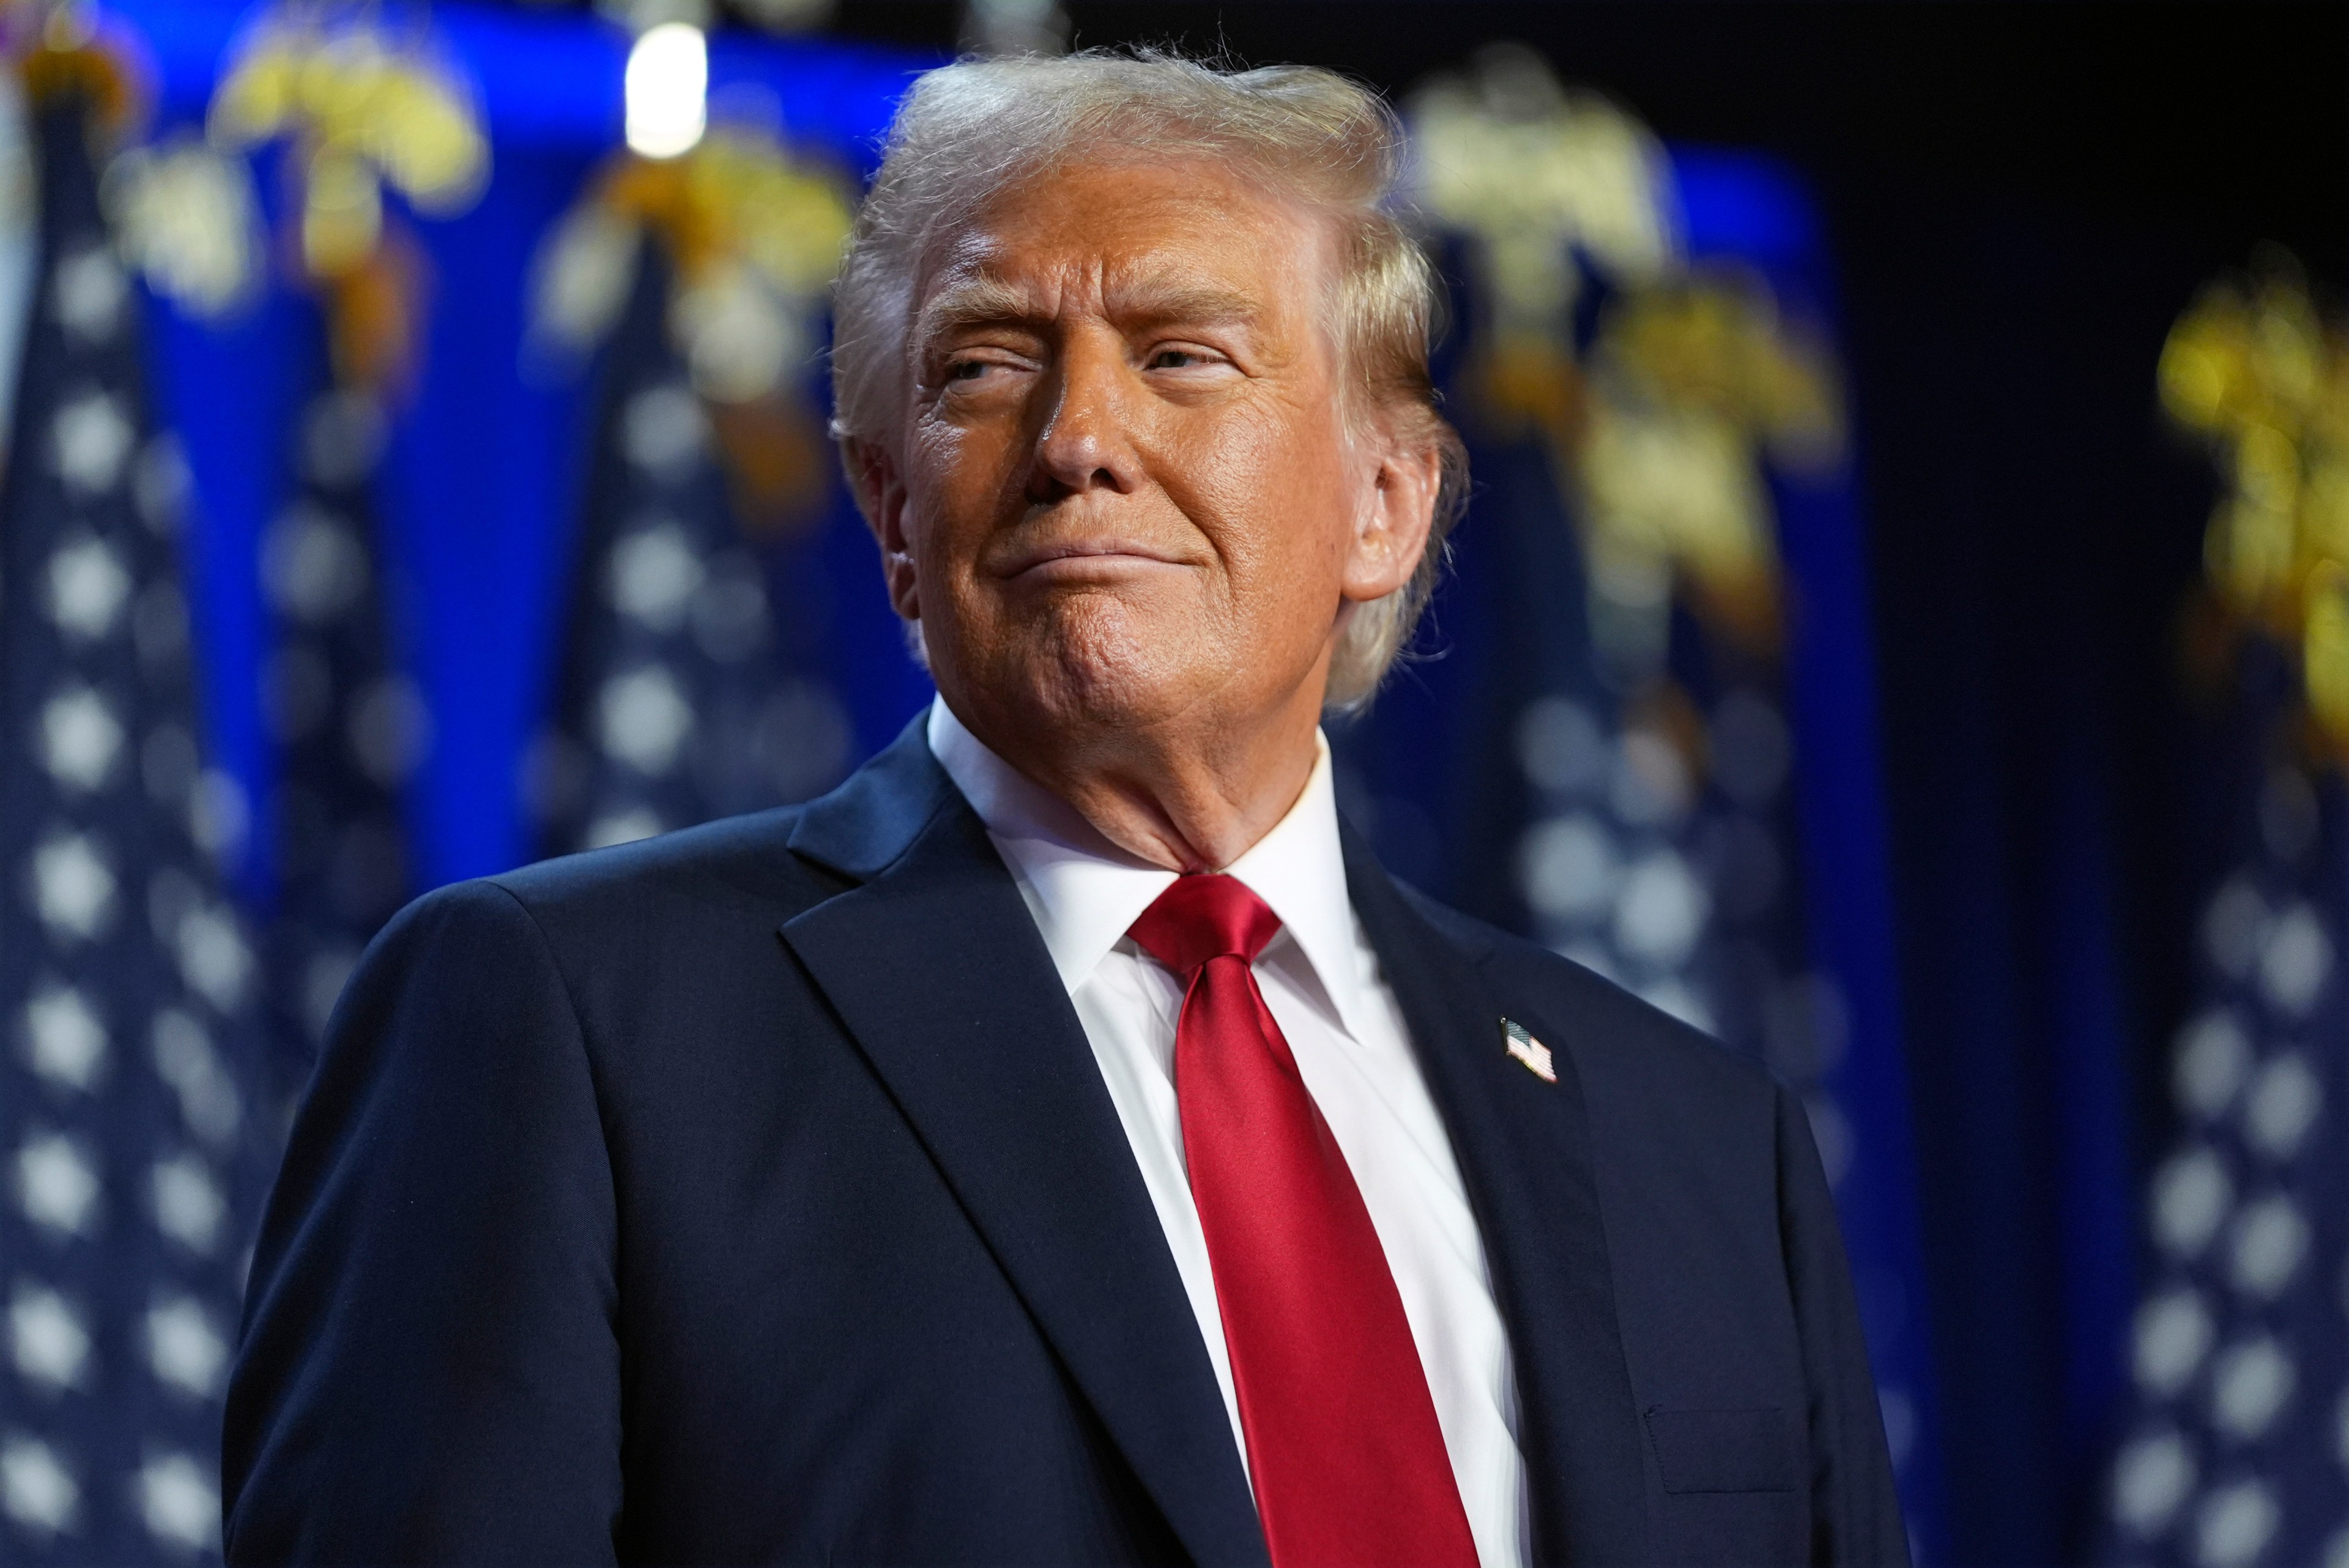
2104,644,2349,1566
529,234,851,860
256,361,415,1135
0,86,268,1562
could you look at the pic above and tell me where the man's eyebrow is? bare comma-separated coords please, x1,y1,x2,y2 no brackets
915,275,1044,351
913,273,1264,352
1105,280,1262,330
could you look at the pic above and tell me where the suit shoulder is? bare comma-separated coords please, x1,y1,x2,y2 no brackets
349,811,847,996
1393,880,1781,1118
481,805,842,925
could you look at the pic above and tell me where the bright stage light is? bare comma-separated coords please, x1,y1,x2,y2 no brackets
625,23,708,160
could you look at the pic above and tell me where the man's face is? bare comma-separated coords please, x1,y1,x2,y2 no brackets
858,156,1431,756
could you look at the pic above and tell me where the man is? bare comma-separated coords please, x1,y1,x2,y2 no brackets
224,51,1907,1567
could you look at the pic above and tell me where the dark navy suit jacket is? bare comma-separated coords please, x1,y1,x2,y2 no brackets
222,718,1909,1566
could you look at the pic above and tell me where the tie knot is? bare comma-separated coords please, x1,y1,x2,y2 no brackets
1129,874,1282,976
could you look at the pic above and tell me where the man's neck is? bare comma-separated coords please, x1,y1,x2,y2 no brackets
939,691,1324,874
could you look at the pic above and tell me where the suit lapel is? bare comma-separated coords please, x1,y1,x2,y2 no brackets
782,726,1267,1568
1343,827,1653,1567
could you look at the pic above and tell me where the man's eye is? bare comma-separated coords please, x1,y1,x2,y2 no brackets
945,360,989,383
1146,349,1202,370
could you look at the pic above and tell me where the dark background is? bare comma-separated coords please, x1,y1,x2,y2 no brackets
807,5,2349,1561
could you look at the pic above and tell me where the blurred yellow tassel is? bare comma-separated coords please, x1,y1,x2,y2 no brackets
1409,46,1846,669
529,122,851,532
2162,256,2349,756
207,4,488,395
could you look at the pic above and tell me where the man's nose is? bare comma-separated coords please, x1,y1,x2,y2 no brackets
1029,337,1142,500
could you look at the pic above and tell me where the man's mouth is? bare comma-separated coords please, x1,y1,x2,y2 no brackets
993,538,1192,580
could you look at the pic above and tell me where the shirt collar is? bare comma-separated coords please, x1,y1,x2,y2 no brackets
926,700,1368,1038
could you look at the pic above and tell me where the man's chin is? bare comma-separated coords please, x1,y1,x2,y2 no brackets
977,623,1215,740
1036,653,1200,732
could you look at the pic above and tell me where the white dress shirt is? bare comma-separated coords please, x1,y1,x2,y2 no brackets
926,701,1530,1568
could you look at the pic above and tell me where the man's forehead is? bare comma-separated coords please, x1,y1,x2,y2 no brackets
913,163,1323,333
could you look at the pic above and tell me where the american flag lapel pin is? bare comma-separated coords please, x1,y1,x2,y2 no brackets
1501,1017,1557,1083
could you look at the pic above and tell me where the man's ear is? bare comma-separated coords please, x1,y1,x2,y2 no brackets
1340,434,1442,605
845,434,921,623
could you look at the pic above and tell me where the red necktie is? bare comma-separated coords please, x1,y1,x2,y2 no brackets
1129,875,1479,1568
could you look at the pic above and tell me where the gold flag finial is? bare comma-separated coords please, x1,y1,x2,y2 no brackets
13,0,145,141
529,106,852,531
1578,272,1844,654
209,6,488,279
2162,255,2349,757
1406,46,1846,675
3,0,267,324
206,4,488,390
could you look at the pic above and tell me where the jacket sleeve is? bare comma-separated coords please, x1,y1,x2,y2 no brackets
1774,1085,1913,1568
222,879,623,1566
